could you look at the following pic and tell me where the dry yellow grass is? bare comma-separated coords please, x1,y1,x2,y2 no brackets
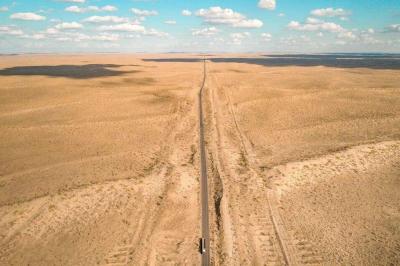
208,58,400,265
0,54,203,265
0,54,399,265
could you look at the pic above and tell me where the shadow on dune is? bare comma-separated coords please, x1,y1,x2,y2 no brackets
143,54,400,70
0,64,139,79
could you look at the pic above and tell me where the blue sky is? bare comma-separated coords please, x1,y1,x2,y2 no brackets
0,0,399,53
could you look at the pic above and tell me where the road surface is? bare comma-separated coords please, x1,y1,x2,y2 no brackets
199,58,210,266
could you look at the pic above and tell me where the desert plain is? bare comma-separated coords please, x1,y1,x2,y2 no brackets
0,54,399,265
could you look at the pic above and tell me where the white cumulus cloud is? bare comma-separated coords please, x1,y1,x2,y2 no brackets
83,16,129,23
258,0,276,10
230,32,250,44
0,26,23,35
88,33,119,41
182,9,191,16
10,12,46,21
131,8,158,16
45,28,59,34
234,19,263,28
306,17,322,24
261,32,272,41
98,23,145,33
0,6,9,12
192,26,219,36
288,17,362,44
195,6,263,28
53,32,120,42
385,24,400,33
311,8,351,17
55,22,83,30
288,20,344,33
337,31,357,40
143,28,168,37
23,33,46,40
65,5,117,13
102,6,118,12
65,6,82,13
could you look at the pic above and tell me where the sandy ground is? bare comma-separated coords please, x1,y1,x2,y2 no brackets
0,54,203,265
0,54,399,265
206,58,400,265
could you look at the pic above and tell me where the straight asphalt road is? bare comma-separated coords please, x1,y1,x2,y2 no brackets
199,58,210,266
